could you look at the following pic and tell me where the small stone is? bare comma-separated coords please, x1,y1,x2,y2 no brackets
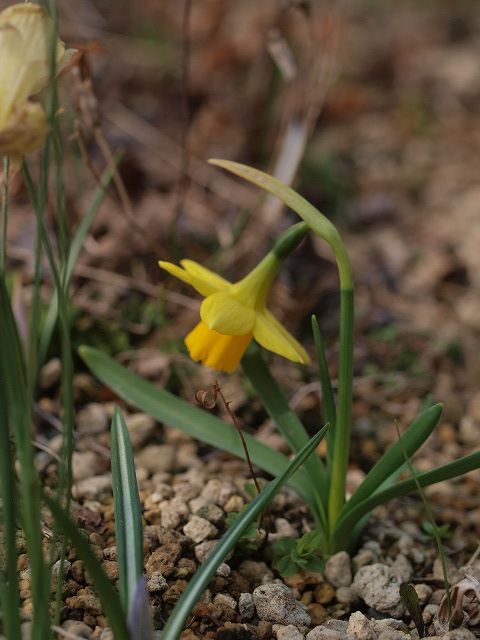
183,515,218,543
71,560,84,583
347,611,372,640
101,561,118,580
174,482,200,502
145,546,177,577
441,630,476,640
201,479,223,503
161,505,181,529
370,619,409,635
391,554,413,583
135,444,176,474
377,630,410,640
216,563,231,577
414,583,432,605
61,621,92,638
307,603,328,626
72,451,103,481
194,540,219,563
40,358,61,388
335,586,359,606
256,621,273,640
239,593,255,619
274,519,298,538
189,496,208,513
314,583,335,604
352,563,405,617
306,626,344,640
324,552,352,588
72,475,112,500
216,623,252,640
76,403,109,435
353,549,376,570
147,572,168,592
224,495,245,513
272,624,305,640
163,579,188,604
253,583,310,626
51,558,71,578
238,561,273,587
213,593,237,610
125,413,156,449
197,503,225,524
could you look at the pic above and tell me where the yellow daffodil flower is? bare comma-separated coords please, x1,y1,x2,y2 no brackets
0,3,74,155
160,223,311,373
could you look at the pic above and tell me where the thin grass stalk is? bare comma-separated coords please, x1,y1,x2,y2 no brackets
0,156,9,274
0,384,22,639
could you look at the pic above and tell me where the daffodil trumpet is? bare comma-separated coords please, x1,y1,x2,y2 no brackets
160,222,311,373
0,3,74,156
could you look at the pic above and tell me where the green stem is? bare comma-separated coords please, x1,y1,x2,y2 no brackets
0,156,9,274
327,287,354,528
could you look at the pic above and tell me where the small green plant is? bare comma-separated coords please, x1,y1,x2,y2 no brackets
272,531,324,578
81,160,480,560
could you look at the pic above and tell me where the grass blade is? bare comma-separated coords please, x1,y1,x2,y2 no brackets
332,450,480,552
311,316,336,471
242,348,328,531
79,346,313,505
161,424,329,640
0,384,22,640
39,159,118,365
343,404,443,514
46,496,130,640
111,407,144,614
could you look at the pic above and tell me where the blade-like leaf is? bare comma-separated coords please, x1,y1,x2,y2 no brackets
242,348,327,529
0,384,22,640
400,583,425,638
111,407,144,613
161,424,329,640
332,450,480,552
311,316,336,471
46,496,130,640
39,160,118,365
128,577,154,640
79,346,313,506
343,404,443,514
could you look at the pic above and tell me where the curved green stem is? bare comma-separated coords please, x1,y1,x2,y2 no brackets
209,159,355,533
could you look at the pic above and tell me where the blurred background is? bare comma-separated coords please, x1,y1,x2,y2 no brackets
4,0,480,489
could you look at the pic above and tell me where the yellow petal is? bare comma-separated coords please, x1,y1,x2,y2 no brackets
0,4,68,125
0,101,46,155
159,260,229,297
253,309,310,364
185,321,252,373
200,292,256,335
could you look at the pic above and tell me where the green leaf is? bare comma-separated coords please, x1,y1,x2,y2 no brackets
161,424,328,640
46,495,130,640
111,407,144,614
332,450,480,552
242,348,327,529
79,346,313,506
311,315,336,471
39,160,118,366
272,538,297,557
297,530,323,555
400,583,425,638
304,556,325,574
343,404,443,514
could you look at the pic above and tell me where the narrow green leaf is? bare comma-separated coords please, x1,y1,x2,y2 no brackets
0,384,22,640
242,348,327,529
46,496,130,640
332,450,480,552
161,424,328,640
39,160,118,365
342,404,443,514
79,346,313,505
311,316,336,471
111,407,144,614
400,583,425,638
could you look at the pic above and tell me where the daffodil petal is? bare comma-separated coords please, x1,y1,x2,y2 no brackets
185,321,252,372
200,292,256,335
159,260,229,297
180,260,230,291
0,101,46,155
253,309,310,364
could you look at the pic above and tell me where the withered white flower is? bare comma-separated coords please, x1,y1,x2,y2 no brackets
0,3,74,155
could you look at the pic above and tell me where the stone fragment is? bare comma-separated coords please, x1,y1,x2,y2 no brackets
324,551,352,588
197,503,225,524
125,413,156,449
72,474,111,499
183,515,218,543
414,583,432,605
256,621,273,640
76,403,108,435
135,444,176,473
239,593,255,619
307,603,328,626
352,563,405,617
347,611,372,640
194,540,219,563
306,626,344,640
72,451,103,481
216,563,231,577
272,624,305,640
253,583,310,626
335,587,359,606
213,593,237,610
314,583,335,604
224,495,245,513
376,630,410,640
61,620,92,638
147,571,168,592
